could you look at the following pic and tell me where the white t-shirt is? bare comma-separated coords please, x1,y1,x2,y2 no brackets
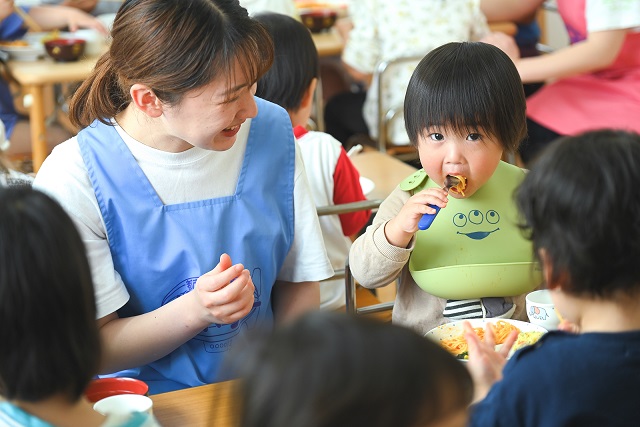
297,130,351,311
342,0,489,145
239,0,299,18
33,120,333,319
586,0,640,33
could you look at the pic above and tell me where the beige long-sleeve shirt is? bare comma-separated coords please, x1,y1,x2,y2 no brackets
349,184,530,335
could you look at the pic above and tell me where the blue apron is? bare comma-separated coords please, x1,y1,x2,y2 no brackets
78,98,295,393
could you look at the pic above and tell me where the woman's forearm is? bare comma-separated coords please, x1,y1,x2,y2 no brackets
516,29,628,83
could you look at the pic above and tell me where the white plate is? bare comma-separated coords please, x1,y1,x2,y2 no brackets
0,41,44,61
359,176,375,196
425,318,547,361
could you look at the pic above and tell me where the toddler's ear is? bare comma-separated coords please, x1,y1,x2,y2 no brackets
538,248,563,290
300,78,318,110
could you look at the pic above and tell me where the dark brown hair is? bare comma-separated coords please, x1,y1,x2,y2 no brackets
69,0,274,128
405,42,527,153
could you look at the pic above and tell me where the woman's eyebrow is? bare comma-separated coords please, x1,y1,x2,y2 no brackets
221,83,248,97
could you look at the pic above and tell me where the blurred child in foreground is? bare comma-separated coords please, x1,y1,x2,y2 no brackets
254,12,370,311
0,187,159,426
467,129,640,426
233,311,473,427
349,42,539,335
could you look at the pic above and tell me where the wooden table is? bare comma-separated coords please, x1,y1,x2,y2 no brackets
151,380,239,427
9,32,341,173
350,148,418,201
311,28,344,57
7,54,101,172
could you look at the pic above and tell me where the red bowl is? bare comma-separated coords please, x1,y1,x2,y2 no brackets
300,9,337,33
85,377,149,403
44,38,86,62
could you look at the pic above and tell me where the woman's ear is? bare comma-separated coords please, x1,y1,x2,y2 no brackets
130,84,163,118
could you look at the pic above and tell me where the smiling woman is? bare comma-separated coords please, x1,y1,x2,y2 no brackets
32,0,333,394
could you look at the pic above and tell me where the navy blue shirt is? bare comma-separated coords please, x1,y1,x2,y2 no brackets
471,330,640,427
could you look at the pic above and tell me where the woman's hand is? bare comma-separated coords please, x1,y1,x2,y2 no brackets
463,320,518,403
194,253,256,325
480,31,521,62
384,187,449,248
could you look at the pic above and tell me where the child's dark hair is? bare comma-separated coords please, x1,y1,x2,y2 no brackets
404,41,526,153
253,12,319,112
70,0,274,128
234,311,473,427
0,188,100,401
516,129,640,297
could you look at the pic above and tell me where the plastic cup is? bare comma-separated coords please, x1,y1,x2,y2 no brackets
93,394,153,415
526,289,560,330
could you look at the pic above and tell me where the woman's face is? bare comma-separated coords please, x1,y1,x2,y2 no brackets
417,126,503,198
158,61,258,152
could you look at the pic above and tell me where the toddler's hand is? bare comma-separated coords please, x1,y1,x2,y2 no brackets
557,319,580,333
463,321,517,403
194,253,256,325
389,187,449,232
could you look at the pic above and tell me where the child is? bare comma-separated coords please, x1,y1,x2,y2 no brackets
33,0,333,394
349,41,539,335
466,129,640,425
482,0,640,164
0,187,160,426
253,12,370,311
232,311,474,427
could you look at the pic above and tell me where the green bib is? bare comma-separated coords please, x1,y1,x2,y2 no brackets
403,162,541,299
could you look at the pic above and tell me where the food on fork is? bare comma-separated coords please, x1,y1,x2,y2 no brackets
448,174,467,196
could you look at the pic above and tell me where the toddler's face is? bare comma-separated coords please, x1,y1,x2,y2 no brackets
417,126,503,198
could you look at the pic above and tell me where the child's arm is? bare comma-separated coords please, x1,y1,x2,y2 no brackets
480,0,543,23
349,185,448,288
96,253,256,373
28,4,107,33
482,28,629,83
333,148,371,237
271,280,320,325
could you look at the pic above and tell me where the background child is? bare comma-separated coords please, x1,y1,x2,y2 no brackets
232,311,473,427
482,0,640,164
0,187,159,426
33,0,332,394
349,42,539,335
254,12,370,311
466,129,640,426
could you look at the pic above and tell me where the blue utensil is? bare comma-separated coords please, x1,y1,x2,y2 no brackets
418,175,460,230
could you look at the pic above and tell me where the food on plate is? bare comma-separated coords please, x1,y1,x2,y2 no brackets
440,320,544,360
0,40,29,47
448,174,467,196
